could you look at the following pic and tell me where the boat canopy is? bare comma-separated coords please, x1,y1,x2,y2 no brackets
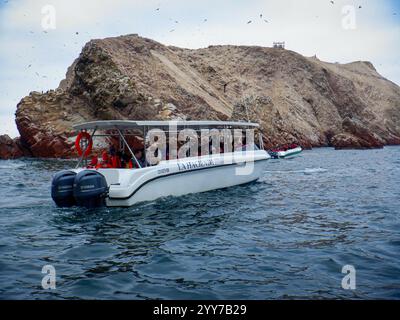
73,120,259,131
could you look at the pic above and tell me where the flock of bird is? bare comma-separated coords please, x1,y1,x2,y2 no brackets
1,0,398,75
330,1,362,9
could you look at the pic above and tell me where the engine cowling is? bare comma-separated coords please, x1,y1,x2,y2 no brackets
73,170,108,208
51,171,77,207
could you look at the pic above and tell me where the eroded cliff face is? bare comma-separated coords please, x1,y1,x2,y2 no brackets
3,34,400,158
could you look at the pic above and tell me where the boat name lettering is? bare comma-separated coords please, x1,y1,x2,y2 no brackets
157,168,170,175
177,159,216,171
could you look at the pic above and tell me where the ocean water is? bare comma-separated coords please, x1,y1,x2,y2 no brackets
0,147,399,300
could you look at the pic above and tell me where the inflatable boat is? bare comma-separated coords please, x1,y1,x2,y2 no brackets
268,145,302,159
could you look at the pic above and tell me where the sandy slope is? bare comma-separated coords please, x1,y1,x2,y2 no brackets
1,34,399,158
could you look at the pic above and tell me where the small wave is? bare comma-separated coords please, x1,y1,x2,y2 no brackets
0,163,26,170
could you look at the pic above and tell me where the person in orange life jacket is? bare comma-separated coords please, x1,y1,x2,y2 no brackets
119,152,136,169
87,154,98,168
120,152,132,169
127,149,148,169
109,145,121,168
96,150,113,169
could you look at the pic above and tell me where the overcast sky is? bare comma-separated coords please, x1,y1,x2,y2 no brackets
0,0,399,137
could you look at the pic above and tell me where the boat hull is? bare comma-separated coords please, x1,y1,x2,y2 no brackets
106,151,269,207
54,151,269,207
107,158,267,207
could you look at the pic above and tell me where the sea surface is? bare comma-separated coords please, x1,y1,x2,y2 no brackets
0,147,399,300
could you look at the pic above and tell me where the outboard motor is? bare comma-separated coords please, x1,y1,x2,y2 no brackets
51,171,77,207
73,170,108,208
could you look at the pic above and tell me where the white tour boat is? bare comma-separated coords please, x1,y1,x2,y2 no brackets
51,120,270,208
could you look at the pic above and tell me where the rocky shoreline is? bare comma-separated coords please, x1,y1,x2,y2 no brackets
1,34,400,159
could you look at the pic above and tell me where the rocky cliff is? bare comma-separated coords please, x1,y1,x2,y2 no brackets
1,34,400,159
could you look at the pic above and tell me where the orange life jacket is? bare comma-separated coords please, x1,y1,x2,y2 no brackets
87,155,98,168
110,155,120,168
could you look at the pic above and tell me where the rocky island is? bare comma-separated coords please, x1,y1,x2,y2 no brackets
1,34,400,159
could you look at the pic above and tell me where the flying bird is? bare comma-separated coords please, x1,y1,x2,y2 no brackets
156,8,160,11
330,1,334,4
247,20,252,24
203,19,207,22
264,19,269,23
260,14,263,18
359,5,362,9
169,29,175,32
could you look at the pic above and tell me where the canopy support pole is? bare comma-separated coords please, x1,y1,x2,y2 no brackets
143,126,147,167
117,128,142,169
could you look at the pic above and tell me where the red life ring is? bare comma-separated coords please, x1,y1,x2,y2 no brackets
75,131,93,157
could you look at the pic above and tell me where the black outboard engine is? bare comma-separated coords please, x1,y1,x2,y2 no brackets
51,171,77,207
73,170,108,208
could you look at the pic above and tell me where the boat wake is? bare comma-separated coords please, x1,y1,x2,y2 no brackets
265,167,328,175
0,164,26,170
303,167,328,175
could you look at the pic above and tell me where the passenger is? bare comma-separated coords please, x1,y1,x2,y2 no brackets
115,151,123,168
110,151,121,168
96,150,113,169
120,151,144,169
107,145,118,168
133,149,146,168
110,155,120,168
121,153,132,169
220,143,224,154
109,145,116,157
87,154,98,169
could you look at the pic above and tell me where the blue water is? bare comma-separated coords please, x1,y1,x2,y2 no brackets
0,147,399,300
